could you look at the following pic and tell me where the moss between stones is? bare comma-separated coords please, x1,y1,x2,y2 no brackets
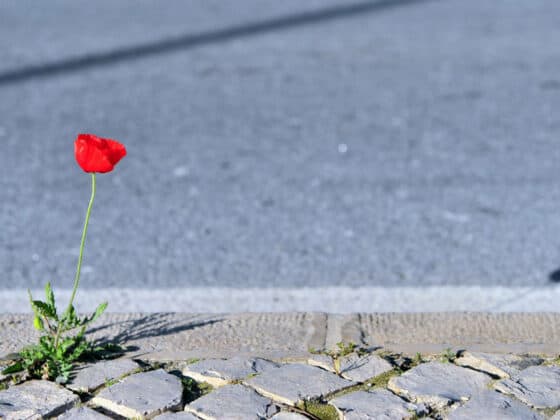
181,376,213,403
103,377,119,388
439,348,458,364
296,400,339,420
538,406,558,417
542,356,560,366
370,368,401,388
373,350,421,371
413,352,425,365
321,368,402,404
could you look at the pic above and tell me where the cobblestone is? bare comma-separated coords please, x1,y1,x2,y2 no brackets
0,380,79,419
455,351,543,379
270,412,310,419
67,358,140,393
185,384,278,419
90,369,183,418
306,353,335,372
387,361,491,410
330,389,416,419
182,357,278,387
0,353,558,419
57,406,112,419
446,390,543,420
244,363,355,406
338,353,393,382
494,365,560,409
152,412,199,420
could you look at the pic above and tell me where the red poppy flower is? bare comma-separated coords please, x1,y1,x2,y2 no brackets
74,134,126,173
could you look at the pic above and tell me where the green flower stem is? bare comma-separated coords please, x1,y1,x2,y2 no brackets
55,172,96,348
67,172,96,313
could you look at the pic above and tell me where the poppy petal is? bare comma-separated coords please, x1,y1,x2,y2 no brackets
74,134,126,173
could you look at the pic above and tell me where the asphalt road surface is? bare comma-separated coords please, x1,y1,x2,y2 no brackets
1,1,560,311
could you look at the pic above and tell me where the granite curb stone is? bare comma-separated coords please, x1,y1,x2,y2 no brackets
4,313,560,357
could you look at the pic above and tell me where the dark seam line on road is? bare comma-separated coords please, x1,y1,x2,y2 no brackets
0,0,433,85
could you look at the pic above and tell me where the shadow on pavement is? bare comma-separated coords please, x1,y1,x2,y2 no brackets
87,313,223,345
548,268,560,283
0,0,433,85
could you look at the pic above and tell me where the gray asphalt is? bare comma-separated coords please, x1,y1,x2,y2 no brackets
1,0,560,290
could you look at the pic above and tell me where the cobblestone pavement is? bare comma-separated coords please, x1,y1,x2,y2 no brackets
2,348,560,419
2,313,560,419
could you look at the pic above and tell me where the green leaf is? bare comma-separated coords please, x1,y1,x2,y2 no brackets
60,305,80,330
1,361,24,374
69,340,89,362
60,337,77,355
39,335,54,353
45,282,57,318
28,289,39,317
32,300,57,320
33,315,44,331
89,302,108,324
